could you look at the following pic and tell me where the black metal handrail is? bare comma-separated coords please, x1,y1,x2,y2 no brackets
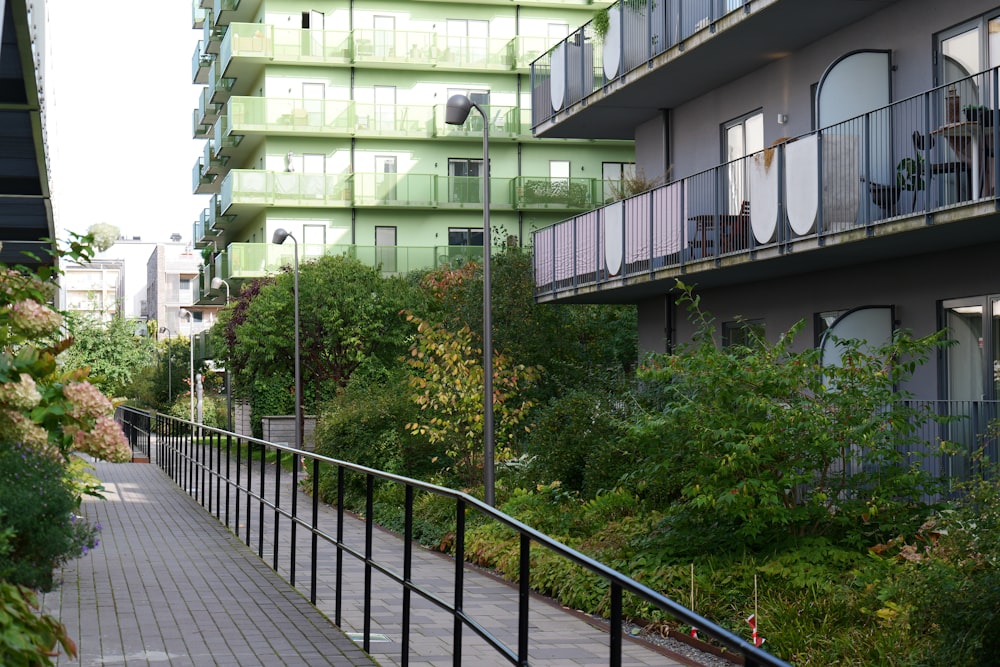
115,406,790,667
118,407,151,462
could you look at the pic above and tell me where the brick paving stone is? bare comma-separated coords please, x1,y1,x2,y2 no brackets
41,457,377,667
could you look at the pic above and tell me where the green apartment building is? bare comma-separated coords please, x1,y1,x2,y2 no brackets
190,0,634,303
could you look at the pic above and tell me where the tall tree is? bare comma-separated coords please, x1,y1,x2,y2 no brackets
59,315,155,398
220,254,419,414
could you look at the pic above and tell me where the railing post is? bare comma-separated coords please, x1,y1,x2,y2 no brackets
453,497,465,667
518,535,530,666
402,485,414,665
273,449,281,572
291,451,298,587
310,457,319,605
363,474,374,654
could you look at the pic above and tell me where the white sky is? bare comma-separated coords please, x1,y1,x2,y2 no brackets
45,0,209,245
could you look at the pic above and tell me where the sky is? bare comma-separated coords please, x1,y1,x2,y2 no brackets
44,0,208,245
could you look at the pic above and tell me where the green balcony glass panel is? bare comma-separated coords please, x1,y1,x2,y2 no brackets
352,28,438,65
229,96,356,135
353,102,436,137
435,104,519,139
222,170,354,209
352,172,435,207
513,176,598,209
224,242,484,279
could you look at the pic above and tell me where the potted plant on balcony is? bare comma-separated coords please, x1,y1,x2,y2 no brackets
963,104,994,126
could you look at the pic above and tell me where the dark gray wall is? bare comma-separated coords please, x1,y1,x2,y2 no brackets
637,240,1000,398
638,0,997,179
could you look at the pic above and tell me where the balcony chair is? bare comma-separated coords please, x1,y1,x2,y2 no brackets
689,200,750,257
912,130,972,203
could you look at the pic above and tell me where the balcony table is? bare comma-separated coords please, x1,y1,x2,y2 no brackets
931,120,994,198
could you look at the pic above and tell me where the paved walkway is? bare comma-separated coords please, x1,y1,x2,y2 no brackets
43,451,690,666
42,458,376,667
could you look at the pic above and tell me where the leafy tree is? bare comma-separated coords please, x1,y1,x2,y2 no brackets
422,242,637,403
128,335,192,410
215,255,418,419
626,284,948,550
405,314,538,488
59,315,155,398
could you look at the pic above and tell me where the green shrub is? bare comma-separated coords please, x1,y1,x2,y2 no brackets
526,389,627,497
314,368,438,506
0,581,77,666
0,443,100,591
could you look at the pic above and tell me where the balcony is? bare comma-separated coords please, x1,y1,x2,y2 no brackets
212,0,263,27
216,169,609,217
192,158,217,196
191,41,213,85
353,30,515,71
227,96,437,139
215,243,485,283
192,0,206,29
533,68,1000,301
192,210,218,248
531,0,896,139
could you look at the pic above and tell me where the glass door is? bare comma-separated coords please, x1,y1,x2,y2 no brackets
375,155,397,201
723,111,763,215
375,226,397,273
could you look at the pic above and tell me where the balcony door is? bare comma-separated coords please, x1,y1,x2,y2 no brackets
302,153,326,199
302,82,325,126
375,85,396,132
449,158,482,204
374,15,395,58
302,10,324,56
375,155,397,201
941,296,1000,471
447,19,489,66
723,111,763,215
375,225,397,273
302,224,326,258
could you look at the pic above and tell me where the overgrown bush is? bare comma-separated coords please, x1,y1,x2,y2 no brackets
526,389,628,497
314,368,436,507
0,443,100,590
627,285,947,551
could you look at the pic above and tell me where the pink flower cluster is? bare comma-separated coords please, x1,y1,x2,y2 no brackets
64,381,113,422
72,416,131,463
0,410,50,451
0,374,41,411
8,299,63,337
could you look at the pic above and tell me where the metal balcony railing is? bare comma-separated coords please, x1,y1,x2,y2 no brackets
533,67,1000,298
116,407,791,667
531,0,751,128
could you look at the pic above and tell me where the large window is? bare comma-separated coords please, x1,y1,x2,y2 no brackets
722,111,763,215
448,227,483,247
722,319,765,349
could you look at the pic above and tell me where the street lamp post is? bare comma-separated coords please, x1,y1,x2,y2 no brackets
212,277,233,433
271,229,302,452
158,326,172,403
445,93,495,507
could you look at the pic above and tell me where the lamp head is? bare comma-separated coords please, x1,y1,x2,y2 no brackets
211,277,225,290
272,228,290,245
445,94,473,125
159,327,168,334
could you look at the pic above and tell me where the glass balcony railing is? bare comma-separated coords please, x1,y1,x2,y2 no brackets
192,157,216,195
208,60,234,105
217,243,485,281
217,22,547,72
192,0,206,29
191,41,212,84
435,104,521,139
193,109,212,140
533,67,1000,299
228,96,437,138
192,209,217,246
217,169,608,214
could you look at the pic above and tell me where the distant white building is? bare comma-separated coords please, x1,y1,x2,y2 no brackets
59,238,218,339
